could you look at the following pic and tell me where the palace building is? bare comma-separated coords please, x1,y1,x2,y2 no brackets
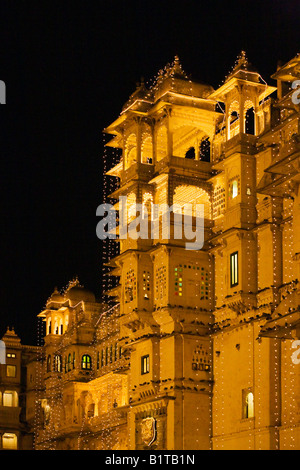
30,51,300,450
0,327,38,450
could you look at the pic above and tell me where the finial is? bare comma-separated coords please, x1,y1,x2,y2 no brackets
237,50,248,66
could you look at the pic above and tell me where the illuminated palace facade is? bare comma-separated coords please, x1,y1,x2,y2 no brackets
30,52,300,451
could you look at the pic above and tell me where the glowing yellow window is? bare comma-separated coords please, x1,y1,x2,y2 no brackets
6,365,16,377
232,180,238,198
2,433,17,450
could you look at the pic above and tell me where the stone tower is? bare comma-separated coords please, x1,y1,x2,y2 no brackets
104,56,221,449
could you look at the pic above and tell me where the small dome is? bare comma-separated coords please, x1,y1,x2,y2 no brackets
65,286,96,303
49,287,64,303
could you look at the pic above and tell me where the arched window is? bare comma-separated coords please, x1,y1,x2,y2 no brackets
245,107,255,135
87,403,95,418
243,391,254,419
141,135,153,164
101,349,104,367
81,354,92,370
125,268,136,303
47,355,52,373
125,133,137,169
59,320,63,335
48,319,51,335
156,125,168,162
126,192,137,223
231,180,238,199
142,192,153,220
54,355,62,373
228,105,240,139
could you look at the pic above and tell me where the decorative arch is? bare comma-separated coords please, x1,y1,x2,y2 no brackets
127,192,136,222
141,134,153,164
228,101,240,139
156,125,168,162
142,192,153,219
125,133,137,169
173,184,211,219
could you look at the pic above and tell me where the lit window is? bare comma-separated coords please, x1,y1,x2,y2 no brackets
141,355,150,375
230,252,239,287
243,390,254,419
54,355,62,373
3,392,13,407
6,353,16,358
6,365,16,377
232,180,238,198
2,433,17,450
81,354,92,370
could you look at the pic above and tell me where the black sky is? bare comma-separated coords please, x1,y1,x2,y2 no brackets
0,0,299,345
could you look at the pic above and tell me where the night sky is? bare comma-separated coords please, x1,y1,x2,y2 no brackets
0,0,299,345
